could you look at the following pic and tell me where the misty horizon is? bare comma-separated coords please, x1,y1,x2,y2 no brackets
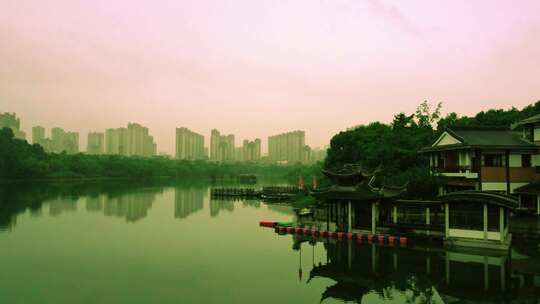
2,0,540,154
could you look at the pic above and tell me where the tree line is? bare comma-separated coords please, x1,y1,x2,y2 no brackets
0,127,321,181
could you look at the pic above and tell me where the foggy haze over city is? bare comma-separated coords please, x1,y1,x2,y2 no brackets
2,0,540,154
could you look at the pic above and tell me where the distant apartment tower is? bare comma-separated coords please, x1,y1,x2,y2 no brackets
105,123,156,157
0,112,26,140
234,147,243,161
32,126,46,145
268,131,306,164
210,129,235,161
242,139,261,161
51,127,79,154
87,132,105,155
176,127,205,160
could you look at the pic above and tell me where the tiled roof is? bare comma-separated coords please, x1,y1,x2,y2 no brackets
421,126,538,152
513,114,540,128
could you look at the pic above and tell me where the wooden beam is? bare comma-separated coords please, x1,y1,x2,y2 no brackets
505,150,510,194
445,203,449,238
483,203,488,240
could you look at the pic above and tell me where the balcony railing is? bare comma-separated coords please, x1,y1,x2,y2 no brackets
432,165,474,173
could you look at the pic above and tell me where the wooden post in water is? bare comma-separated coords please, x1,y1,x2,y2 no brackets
445,204,449,238
371,202,376,234
426,207,430,236
499,206,504,241
348,202,352,233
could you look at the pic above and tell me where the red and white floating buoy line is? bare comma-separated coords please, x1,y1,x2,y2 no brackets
259,221,408,246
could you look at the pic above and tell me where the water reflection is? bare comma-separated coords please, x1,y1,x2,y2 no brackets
175,187,206,219
288,235,540,303
1,182,539,303
49,197,78,216
104,190,159,222
0,180,208,230
210,199,235,217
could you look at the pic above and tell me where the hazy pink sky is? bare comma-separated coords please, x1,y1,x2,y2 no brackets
1,0,539,154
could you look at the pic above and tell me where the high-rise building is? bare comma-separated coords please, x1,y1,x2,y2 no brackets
242,139,261,161
176,127,205,160
268,130,306,164
49,127,79,154
87,132,105,155
234,147,243,161
0,112,26,140
210,129,235,161
32,126,46,145
105,123,156,157
31,126,54,151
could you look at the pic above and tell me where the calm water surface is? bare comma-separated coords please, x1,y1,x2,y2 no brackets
0,181,539,303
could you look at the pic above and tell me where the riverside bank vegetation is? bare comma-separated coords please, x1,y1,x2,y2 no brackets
2,100,540,189
0,127,321,181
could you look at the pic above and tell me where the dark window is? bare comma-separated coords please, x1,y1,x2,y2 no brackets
449,202,483,230
429,205,445,227
437,153,445,169
353,204,372,230
488,204,500,232
484,154,503,167
522,154,532,167
471,155,480,172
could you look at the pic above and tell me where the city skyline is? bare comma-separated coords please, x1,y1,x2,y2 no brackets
2,1,539,155
2,111,327,160
2,110,330,155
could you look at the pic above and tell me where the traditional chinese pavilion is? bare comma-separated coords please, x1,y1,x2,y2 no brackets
311,164,407,233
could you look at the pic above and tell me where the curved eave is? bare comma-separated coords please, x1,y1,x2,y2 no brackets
321,169,364,180
438,191,518,209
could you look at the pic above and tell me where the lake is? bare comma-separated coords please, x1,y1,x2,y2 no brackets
0,181,539,303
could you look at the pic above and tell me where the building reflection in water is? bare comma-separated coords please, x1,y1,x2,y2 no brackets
85,189,161,222
209,196,263,217
49,197,78,216
242,199,261,209
289,236,540,303
210,198,235,217
174,187,206,219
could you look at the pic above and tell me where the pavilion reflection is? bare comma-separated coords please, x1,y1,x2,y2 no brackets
266,203,295,215
290,236,540,303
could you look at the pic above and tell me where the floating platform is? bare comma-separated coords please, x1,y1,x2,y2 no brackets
260,223,408,246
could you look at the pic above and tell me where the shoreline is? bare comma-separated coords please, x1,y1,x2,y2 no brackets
0,175,182,184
